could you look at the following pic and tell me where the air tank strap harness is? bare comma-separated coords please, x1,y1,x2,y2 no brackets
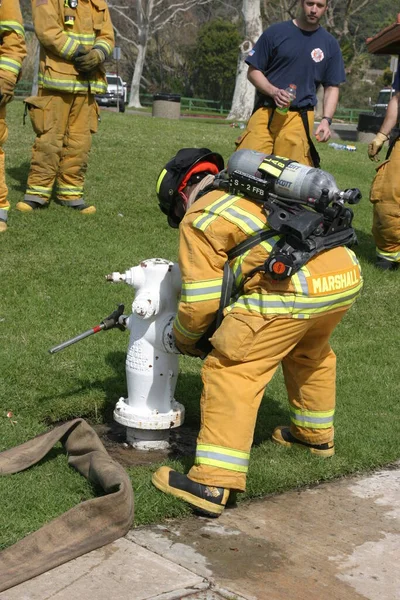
208,154,361,332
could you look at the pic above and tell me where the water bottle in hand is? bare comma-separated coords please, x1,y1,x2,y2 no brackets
276,84,297,115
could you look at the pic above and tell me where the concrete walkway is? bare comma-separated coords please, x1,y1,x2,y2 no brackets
1,464,399,600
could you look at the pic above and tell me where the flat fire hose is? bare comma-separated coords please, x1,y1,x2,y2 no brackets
0,418,134,592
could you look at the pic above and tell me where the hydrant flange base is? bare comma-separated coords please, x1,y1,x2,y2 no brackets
113,397,185,430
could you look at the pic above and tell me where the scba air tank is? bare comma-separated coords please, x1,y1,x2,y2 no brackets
227,149,340,202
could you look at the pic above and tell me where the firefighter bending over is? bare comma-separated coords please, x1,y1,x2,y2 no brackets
17,0,114,215
0,0,26,232
151,148,363,518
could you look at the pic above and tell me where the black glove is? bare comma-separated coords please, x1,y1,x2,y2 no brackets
74,48,105,72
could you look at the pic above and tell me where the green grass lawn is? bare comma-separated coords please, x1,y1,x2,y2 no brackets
0,104,399,549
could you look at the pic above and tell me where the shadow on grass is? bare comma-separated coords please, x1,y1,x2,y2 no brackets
8,161,31,193
353,227,376,266
38,349,289,469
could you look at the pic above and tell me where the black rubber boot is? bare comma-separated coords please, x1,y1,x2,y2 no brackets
272,426,334,457
152,467,230,517
375,258,398,271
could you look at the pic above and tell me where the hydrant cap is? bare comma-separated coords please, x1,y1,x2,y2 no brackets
156,148,224,228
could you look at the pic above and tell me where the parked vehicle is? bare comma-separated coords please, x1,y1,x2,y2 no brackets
95,73,128,112
372,87,395,117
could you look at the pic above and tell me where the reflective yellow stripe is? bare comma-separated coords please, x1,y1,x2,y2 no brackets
60,37,80,59
376,248,400,262
156,169,167,194
66,32,96,43
173,315,203,341
290,408,334,429
195,444,249,473
181,278,223,303
26,185,52,198
56,185,84,196
38,73,107,95
0,21,25,37
193,194,237,231
94,40,113,57
0,57,21,75
221,204,266,235
226,281,363,318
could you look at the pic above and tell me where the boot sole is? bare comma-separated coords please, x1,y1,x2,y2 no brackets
152,470,225,517
272,430,335,458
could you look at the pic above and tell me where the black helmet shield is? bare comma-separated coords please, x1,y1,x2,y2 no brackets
156,148,224,227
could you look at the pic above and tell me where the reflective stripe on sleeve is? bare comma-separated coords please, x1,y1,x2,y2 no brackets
0,21,25,37
195,444,250,473
173,315,204,341
0,57,21,76
94,40,113,58
60,37,81,59
180,278,223,303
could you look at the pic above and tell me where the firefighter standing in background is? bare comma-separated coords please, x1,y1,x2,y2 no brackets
0,0,26,233
235,0,345,168
368,61,400,270
16,0,114,215
151,148,363,518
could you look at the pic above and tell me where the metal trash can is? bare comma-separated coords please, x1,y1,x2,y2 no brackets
152,93,181,119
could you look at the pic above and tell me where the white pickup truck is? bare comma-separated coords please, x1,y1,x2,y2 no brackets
95,73,128,112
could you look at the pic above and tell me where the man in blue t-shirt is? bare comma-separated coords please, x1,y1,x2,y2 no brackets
235,0,345,167
367,59,400,270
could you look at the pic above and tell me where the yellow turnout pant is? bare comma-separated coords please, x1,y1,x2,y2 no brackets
188,309,348,492
235,107,314,167
25,90,99,207
0,105,9,222
370,141,400,263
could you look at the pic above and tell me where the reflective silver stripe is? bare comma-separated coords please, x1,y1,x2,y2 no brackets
196,450,249,467
229,286,361,315
194,194,236,230
295,270,309,294
222,206,265,234
24,193,48,205
57,185,84,196
290,411,333,425
0,208,8,221
376,248,400,261
173,315,203,340
181,281,222,301
56,198,84,207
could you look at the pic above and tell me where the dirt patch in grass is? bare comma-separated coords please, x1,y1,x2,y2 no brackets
94,421,197,468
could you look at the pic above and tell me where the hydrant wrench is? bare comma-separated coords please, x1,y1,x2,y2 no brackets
48,304,126,354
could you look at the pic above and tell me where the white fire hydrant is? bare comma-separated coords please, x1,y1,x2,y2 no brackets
106,258,184,450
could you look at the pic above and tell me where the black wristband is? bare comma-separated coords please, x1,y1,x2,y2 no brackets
322,116,332,126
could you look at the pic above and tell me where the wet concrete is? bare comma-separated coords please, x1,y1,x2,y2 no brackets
1,464,399,600
129,465,400,600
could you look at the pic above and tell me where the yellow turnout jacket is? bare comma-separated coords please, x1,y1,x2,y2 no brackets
0,0,26,85
174,189,363,352
32,0,114,94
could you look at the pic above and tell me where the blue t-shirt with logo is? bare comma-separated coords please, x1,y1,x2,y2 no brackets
246,20,346,108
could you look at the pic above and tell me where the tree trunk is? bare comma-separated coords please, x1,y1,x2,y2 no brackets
128,41,148,108
227,0,262,121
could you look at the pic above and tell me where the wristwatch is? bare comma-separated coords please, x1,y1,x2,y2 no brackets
322,116,332,126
